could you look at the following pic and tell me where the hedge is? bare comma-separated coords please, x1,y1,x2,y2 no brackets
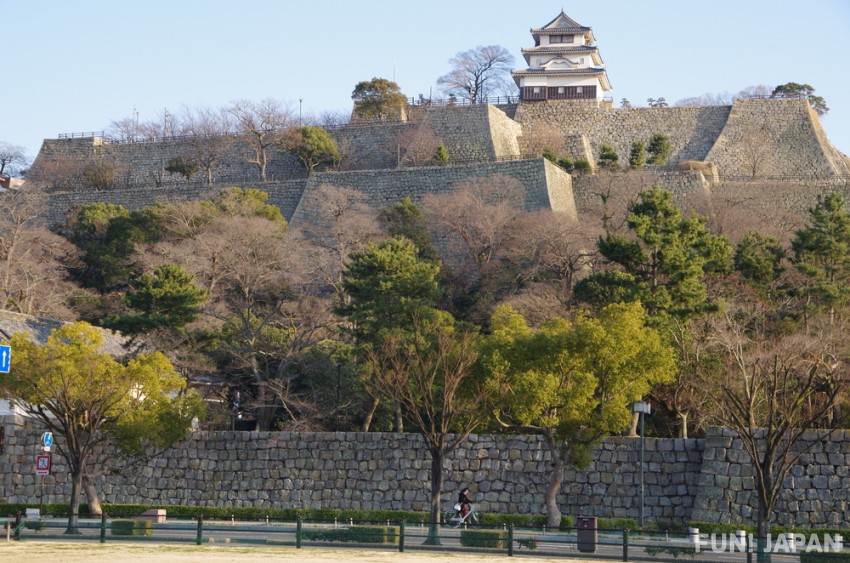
460,529,508,549
800,553,850,563
302,525,399,544
111,519,153,536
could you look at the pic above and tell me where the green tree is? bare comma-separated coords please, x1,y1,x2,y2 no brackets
647,133,671,165
364,314,492,543
165,156,199,182
378,197,439,262
340,237,441,341
434,144,450,166
734,231,785,297
575,186,732,320
351,77,408,121
340,237,442,431
2,323,204,531
102,264,208,335
791,191,850,324
281,126,340,172
629,140,647,169
771,82,829,116
482,302,676,526
78,207,168,290
597,143,619,168
65,202,131,248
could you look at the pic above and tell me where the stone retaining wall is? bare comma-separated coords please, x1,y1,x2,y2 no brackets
3,417,849,527
0,415,697,521
288,158,576,230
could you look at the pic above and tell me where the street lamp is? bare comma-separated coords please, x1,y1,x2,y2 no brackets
631,400,651,528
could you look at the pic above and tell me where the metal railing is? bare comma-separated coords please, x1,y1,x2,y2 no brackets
8,515,829,561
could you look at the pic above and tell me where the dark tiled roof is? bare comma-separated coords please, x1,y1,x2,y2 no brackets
522,46,597,54
512,68,606,76
0,309,139,358
532,11,590,34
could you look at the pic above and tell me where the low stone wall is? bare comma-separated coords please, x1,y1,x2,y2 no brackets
691,427,850,528
0,415,697,521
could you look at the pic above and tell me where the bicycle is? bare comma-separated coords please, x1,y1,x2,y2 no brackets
443,503,480,528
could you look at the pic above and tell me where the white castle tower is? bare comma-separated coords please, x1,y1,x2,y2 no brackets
512,10,612,106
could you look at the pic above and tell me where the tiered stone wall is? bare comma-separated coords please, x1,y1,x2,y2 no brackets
417,105,522,163
514,101,731,169
288,158,576,230
705,98,850,178
0,415,698,521
39,180,308,226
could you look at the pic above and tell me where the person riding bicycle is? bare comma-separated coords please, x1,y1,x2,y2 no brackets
457,487,471,517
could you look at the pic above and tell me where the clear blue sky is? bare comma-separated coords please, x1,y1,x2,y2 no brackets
3,0,849,163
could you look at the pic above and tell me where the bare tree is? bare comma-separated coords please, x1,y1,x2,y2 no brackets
227,98,295,181
703,303,848,558
392,122,443,167
423,174,524,266
0,188,80,319
295,185,382,304
0,142,28,176
437,45,515,104
179,106,234,185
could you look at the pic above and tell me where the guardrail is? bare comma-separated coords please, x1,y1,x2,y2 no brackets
8,515,835,561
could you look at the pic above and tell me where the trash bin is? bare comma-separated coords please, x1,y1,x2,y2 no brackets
577,516,598,553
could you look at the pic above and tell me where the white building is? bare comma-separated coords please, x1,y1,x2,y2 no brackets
512,11,612,105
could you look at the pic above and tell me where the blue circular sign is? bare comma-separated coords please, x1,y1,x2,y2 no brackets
41,432,54,447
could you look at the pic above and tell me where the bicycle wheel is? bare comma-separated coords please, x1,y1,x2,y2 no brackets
444,510,460,528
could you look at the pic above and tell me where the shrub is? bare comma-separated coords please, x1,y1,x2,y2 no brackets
647,133,671,165
573,158,592,173
459,529,508,549
557,156,574,171
435,144,450,166
598,517,637,530
480,513,573,529
81,161,118,190
629,141,646,168
598,143,619,168
303,526,398,544
800,552,850,563
165,157,199,181
111,519,153,536
542,147,557,162
23,520,44,531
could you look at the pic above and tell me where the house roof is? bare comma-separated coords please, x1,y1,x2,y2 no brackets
532,11,591,35
512,68,612,91
0,309,139,359
521,46,603,66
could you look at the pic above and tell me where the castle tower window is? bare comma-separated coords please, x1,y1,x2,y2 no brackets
550,34,574,44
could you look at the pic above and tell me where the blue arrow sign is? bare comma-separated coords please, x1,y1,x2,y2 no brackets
42,432,54,448
0,345,10,373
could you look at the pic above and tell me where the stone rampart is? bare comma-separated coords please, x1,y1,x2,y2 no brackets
4,416,850,528
691,427,850,528
288,158,576,230
706,98,850,179
0,415,698,521
40,180,308,226
514,101,731,168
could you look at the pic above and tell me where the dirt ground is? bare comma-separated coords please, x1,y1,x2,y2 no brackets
0,541,607,562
